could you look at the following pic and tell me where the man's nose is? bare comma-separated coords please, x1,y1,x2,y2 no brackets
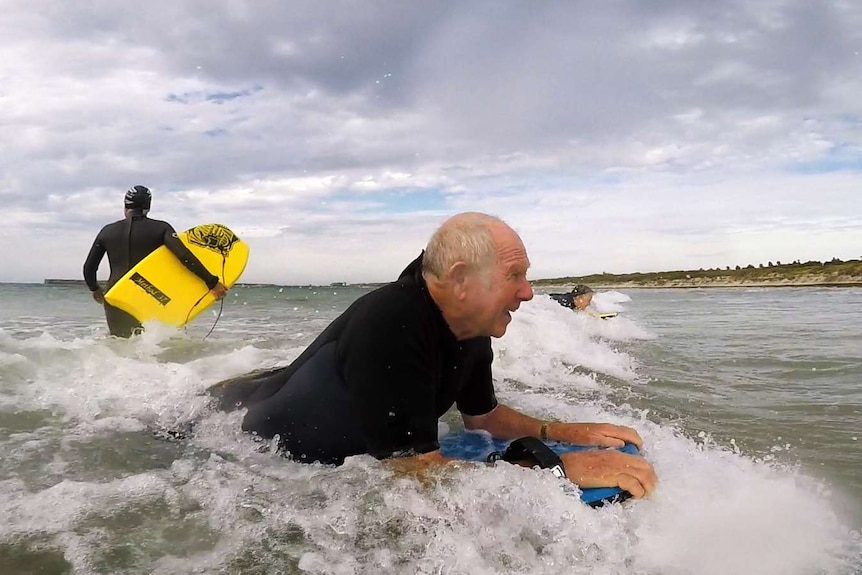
518,278,534,301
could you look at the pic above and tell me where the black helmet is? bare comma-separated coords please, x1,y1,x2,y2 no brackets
124,185,152,210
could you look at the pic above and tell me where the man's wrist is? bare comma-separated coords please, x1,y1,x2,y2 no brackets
539,421,550,441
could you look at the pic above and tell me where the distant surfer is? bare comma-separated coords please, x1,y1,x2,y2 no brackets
83,185,228,337
550,284,594,311
549,284,617,319
210,212,656,499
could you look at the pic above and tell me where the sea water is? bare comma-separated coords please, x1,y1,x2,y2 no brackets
0,283,860,574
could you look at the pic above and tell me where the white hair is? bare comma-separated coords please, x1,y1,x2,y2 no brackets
422,212,505,279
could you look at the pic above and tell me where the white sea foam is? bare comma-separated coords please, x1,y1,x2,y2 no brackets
0,288,860,574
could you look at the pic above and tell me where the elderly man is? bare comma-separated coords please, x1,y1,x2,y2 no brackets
212,212,656,498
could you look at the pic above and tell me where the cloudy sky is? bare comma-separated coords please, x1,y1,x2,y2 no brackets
2,1,861,285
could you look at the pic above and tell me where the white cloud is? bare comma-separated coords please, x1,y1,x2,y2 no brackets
1,1,861,285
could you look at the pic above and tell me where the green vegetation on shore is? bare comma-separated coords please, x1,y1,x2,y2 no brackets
533,258,862,288
40,258,862,289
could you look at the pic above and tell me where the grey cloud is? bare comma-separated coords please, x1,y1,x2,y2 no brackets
2,1,862,282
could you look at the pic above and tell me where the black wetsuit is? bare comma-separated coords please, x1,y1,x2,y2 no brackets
549,292,576,310
83,214,219,337
211,253,499,464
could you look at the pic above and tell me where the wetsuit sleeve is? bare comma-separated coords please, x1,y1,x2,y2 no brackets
340,303,440,459
455,337,498,416
162,226,220,289
550,293,575,310
82,232,106,291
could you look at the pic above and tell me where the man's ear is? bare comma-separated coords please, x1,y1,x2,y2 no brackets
448,261,470,300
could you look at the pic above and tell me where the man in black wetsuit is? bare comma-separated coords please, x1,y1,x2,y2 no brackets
550,284,594,311
83,185,228,337
212,212,656,499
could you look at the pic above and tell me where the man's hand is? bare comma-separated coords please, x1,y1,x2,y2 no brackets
209,282,228,300
547,422,644,449
91,288,104,304
561,449,658,499
384,450,459,486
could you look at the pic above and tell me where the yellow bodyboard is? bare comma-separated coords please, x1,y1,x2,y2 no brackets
104,223,249,327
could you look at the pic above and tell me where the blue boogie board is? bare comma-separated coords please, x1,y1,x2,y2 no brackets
439,431,640,507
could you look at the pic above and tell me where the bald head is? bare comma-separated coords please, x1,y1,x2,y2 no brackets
422,212,509,279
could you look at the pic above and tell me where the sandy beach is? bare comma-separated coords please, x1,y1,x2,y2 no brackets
536,273,862,291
